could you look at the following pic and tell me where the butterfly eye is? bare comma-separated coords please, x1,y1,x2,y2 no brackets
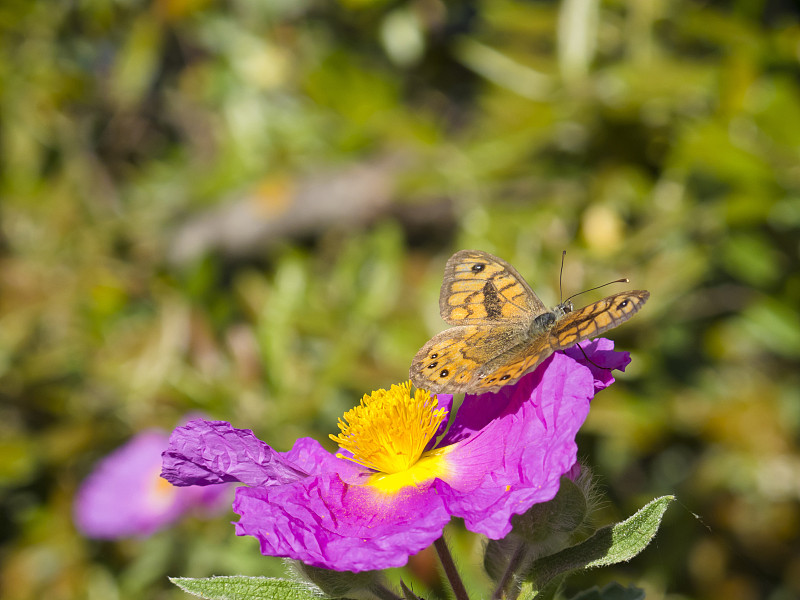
427,362,438,369
471,264,485,273
430,353,438,359
500,375,510,381
617,300,629,309
439,369,449,378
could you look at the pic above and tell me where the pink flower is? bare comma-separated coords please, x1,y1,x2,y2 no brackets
162,339,629,572
74,429,228,539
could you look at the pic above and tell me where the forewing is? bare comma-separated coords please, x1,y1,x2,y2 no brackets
409,324,527,394
550,290,650,351
438,250,545,326
469,289,650,393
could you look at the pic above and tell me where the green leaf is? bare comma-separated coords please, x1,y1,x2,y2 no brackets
569,582,646,600
169,576,327,600
526,496,675,591
517,576,566,600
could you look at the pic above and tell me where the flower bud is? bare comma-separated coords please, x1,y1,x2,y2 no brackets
483,536,525,581
511,475,589,547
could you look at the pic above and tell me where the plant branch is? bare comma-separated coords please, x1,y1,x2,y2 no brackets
433,536,470,600
491,540,527,600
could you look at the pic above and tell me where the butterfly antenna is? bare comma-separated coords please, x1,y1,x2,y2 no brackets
564,278,629,304
559,250,566,303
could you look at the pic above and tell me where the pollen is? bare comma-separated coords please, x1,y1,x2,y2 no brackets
330,381,447,474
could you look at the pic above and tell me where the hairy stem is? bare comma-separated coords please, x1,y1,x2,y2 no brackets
491,540,527,600
433,536,470,600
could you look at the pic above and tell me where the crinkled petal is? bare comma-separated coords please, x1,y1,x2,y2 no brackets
161,339,632,569
564,338,630,391
162,420,307,487
441,338,625,450
281,437,367,483
436,352,596,538
233,474,451,572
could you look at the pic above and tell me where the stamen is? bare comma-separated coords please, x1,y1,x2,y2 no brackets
329,381,447,474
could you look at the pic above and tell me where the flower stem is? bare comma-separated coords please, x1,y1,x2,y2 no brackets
371,582,403,600
433,536,470,600
491,540,527,600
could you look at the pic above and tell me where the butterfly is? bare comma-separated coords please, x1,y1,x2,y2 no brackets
409,250,649,394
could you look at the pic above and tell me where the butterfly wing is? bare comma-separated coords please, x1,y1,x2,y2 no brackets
409,324,528,394
439,250,546,326
470,290,650,393
549,290,650,351
472,334,555,393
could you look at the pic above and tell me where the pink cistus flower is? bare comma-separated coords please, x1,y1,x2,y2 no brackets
74,429,228,539
162,339,629,572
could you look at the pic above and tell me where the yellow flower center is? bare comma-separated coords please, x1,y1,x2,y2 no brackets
148,466,178,510
329,381,448,475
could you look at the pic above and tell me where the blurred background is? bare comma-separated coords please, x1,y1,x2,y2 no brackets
1,0,799,598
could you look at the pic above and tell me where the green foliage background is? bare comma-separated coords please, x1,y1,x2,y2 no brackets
1,0,799,598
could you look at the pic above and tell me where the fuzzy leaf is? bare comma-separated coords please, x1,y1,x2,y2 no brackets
518,576,565,600
526,496,674,590
169,576,327,600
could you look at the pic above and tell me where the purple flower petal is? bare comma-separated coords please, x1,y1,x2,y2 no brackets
160,337,632,570
436,352,594,538
161,420,307,487
74,430,227,539
564,338,631,391
438,354,562,448
281,437,367,483
233,474,451,572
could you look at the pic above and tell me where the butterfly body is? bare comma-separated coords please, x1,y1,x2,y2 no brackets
410,250,649,394
528,301,573,335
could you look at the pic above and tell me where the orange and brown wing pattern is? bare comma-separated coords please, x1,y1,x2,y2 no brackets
413,249,650,395
409,324,527,394
549,290,649,351
472,335,555,393
438,250,544,326
468,290,650,394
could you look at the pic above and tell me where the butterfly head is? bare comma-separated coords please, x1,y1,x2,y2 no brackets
553,300,574,317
